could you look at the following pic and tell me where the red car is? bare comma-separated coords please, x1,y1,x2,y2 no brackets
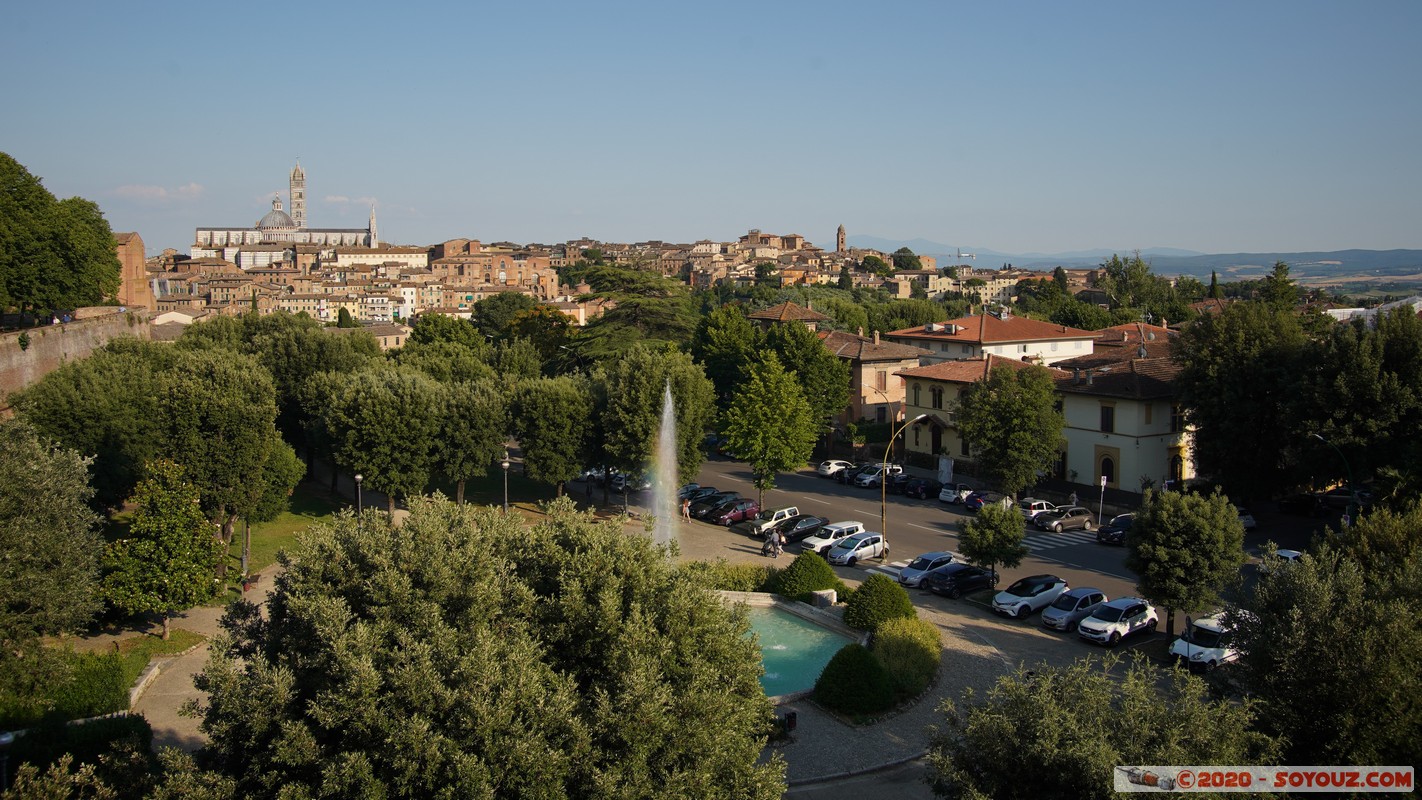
710,499,760,526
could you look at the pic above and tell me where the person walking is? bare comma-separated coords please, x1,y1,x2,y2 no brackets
1069,490,1079,506
769,529,783,559
681,496,691,521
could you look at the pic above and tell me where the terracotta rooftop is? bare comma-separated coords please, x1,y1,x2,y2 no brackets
1053,357,1180,401
897,354,1068,383
747,301,830,323
819,330,930,362
887,312,1098,344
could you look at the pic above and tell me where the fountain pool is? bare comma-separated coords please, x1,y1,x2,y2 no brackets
746,603,858,701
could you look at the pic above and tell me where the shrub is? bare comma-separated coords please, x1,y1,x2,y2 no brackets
872,616,942,697
0,649,128,729
766,551,848,602
682,559,775,592
7,714,154,787
843,574,915,632
813,643,895,715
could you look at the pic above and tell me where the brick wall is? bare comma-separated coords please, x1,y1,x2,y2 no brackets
0,309,151,413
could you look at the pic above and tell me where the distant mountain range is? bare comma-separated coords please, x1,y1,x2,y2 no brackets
846,235,1422,278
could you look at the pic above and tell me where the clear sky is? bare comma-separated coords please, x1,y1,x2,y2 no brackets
4,1,1420,257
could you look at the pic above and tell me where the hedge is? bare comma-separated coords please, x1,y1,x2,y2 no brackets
0,649,128,729
4,714,154,788
766,551,848,602
812,643,896,715
682,559,775,592
842,574,915,632
872,616,942,697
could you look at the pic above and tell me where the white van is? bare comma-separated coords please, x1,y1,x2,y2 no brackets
1168,613,1243,671
800,520,866,555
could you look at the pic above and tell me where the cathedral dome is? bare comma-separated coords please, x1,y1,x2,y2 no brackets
257,197,295,229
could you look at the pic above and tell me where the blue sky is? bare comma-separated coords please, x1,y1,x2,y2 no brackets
4,1,1420,256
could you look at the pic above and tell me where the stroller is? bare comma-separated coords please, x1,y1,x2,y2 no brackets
761,531,783,558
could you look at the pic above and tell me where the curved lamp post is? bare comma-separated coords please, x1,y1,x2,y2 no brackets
1311,433,1357,523
501,451,511,513
882,413,930,535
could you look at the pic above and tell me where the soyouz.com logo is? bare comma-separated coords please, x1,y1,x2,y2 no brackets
1113,766,1413,793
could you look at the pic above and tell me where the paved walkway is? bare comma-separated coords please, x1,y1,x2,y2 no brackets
88,489,1014,783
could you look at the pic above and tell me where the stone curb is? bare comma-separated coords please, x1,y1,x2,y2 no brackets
128,641,207,710
786,751,928,787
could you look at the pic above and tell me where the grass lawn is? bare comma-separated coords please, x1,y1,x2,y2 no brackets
114,628,207,687
209,482,344,605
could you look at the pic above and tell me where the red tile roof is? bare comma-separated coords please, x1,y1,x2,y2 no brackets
1053,357,1180,400
896,354,1068,383
887,313,1098,344
819,330,930,362
747,301,829,322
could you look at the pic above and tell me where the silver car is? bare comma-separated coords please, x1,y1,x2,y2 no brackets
1041,587,1108,632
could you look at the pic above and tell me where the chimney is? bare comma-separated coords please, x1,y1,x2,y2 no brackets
1073,368,1081,384
873,330,880,345
857,326,864,337
1161,317,1168,329
1087,370,1094,385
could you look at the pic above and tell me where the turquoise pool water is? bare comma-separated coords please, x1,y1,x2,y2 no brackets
747,605,856,697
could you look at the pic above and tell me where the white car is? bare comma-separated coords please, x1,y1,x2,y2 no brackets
816,459,853,478
1236,506,1257,530
897,551,956,588
852,464,903,488
1077,597,1158,646
800,520,866,555
825,532,889,566
991,575,1069,619
1169,613,1243,671
1257,548,1303,575
938,483,973,504
1017,498,1059,522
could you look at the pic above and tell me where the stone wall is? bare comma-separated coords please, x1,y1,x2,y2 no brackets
0,309,151,412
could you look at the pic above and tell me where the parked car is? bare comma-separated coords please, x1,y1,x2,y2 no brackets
1077,597,1158,646
1318,486,1373,511
1277,493,1324,516
676,483,701,499
1018,498,1058,521
1169,613,1244,671
853,464,904,488
684,486,721,504
609,472,651,493
991,575,1069,619
938,483,974,504
902,478,944,499
816,459,854,478
825,532,889,566
964,490,1008,512
690,491,740,519
921,563,998,598
744,505,801,538
709,499,760,526
579,466,607,483
884,473,916,495
1235,506,1257,531
775,514,829,543
897,551,957,588
1096,513,1134,545
1257,548,1303,575
836,463,875,485
1041,587,1108,632
800,520,866,555
1036,505,1094,532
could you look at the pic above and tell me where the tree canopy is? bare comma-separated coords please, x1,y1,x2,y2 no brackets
191,496,786,798
957,503,1027,580
0,152,121,315
721,354,819,507
955,364,1065,496
1125,489,1245,634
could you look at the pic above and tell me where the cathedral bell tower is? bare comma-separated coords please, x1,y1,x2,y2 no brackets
368,205,379,247
836,224,846,253
289,162,307,230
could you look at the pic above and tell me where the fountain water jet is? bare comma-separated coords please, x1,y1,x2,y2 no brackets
651,381,679,548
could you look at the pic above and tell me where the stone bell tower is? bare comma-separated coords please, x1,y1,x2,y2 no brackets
289,161,307,230
836,224,846,253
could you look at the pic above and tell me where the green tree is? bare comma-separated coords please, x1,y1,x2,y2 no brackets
472,291,538,341
1125,489,1245,635
573,267,698,359
762,321,850,424
956,503,1027,584
320,366,444,516
955,365,1064,496
1052,266,1070,293
434,379,508,505
927,655,1279,800
0,419,102,685
721,355,819,507
191,497,786,798
1209,270,1222,299
594,344,716,497
0,153,121,316
512,376,593,496
410,311,490,353
103,461,223,639
394,339,496,384
861,255,890,277
692,304,762,412
838,260,853,290
492,336,543,381
891,247,922,271
335,306,358,328
1174,302,1308,499
1229,529,1422,766
508,304,574,366
1260,260,1298,311
753,261,777,286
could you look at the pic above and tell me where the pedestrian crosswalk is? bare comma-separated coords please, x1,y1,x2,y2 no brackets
855,531,1099,579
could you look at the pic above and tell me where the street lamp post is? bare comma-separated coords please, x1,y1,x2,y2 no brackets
501,451,511,512
881,414,930,536
354,473,363,515
1311,433,1358,523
